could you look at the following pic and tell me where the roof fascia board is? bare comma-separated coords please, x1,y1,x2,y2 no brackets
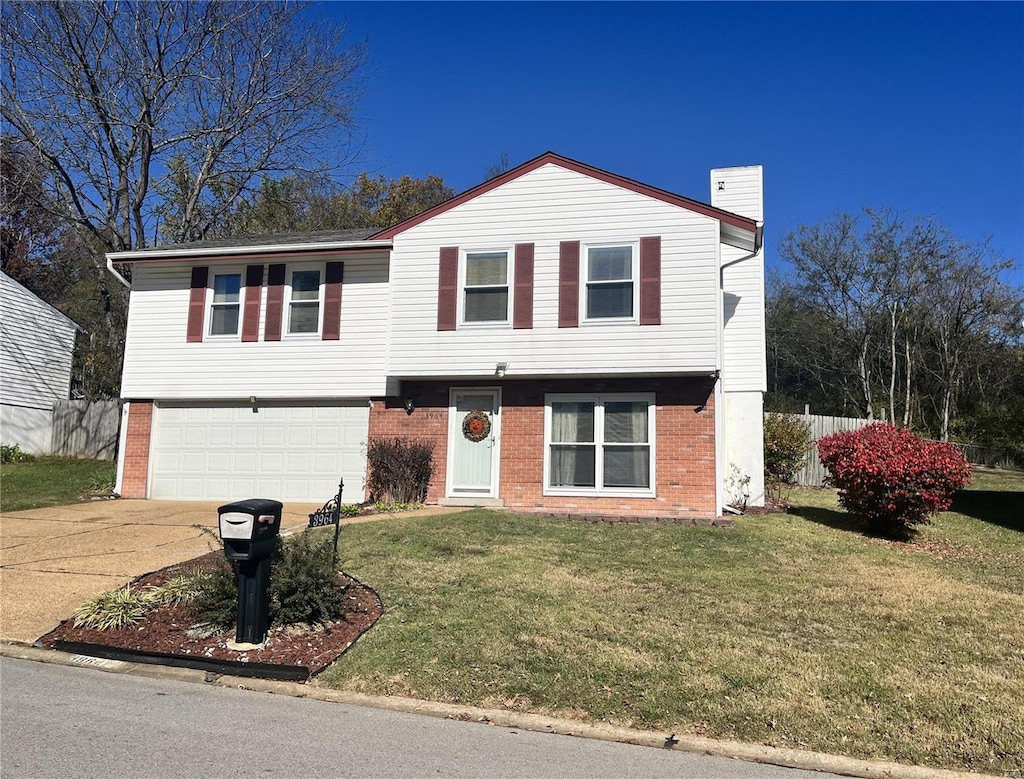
107,240,393,264
370,151,759,240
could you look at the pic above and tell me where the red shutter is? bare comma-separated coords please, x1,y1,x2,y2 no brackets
640,236,662,326
186,266,209,343
264,263,286,341
241,264,263,342
322,261,344,340
558,241,580,328
437,247,458,331
513,243,534,329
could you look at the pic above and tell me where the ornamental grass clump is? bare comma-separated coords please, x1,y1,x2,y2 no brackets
817,423,971,538
366,436,435,504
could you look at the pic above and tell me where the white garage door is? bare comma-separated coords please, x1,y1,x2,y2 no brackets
150,401,369,503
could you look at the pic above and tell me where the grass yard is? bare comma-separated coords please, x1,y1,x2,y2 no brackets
319,467,1024,774
0,457,116,512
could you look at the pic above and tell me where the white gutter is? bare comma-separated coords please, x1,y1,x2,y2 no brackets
107,239,393,263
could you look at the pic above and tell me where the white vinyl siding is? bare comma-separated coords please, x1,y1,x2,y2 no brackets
149,400,368,502
387,163,721,378
711,166,766,393
120,253,390,399
0,271,77,406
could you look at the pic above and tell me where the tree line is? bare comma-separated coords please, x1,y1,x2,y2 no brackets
768,208,1023,450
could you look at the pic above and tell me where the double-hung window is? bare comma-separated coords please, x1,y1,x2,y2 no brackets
584,244,637,321
209,272,242,337
462,250,509,324
545,394,654,495
287,268,322,335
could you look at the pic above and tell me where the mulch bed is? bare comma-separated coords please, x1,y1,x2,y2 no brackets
37,551,382,681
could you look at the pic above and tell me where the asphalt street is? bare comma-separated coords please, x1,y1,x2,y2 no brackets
0,657,843,779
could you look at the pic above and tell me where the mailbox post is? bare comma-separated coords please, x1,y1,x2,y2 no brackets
217,498,283,648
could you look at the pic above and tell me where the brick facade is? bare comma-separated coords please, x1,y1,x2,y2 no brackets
368,377,717,518
120,401,153,499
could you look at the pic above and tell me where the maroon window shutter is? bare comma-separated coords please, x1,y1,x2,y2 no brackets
558,241,580,328
264,263,286,341
437,247,458,331
640,236,662,326
186,266,209,343
513,243,534,329
322,261,344,340
241,265,263,342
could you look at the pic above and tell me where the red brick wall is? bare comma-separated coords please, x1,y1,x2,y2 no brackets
368,377,717,517
120,401,153,499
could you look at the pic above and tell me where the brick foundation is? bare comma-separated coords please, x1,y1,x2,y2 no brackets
368,377,718,518
120,401,153,499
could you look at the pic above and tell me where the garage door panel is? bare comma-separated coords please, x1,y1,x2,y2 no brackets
150,401,369,502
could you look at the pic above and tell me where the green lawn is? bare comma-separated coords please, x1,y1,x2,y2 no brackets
0,457,116,512
319,467,1024,774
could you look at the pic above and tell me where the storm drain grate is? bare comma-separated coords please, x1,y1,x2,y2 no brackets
68,654,128,670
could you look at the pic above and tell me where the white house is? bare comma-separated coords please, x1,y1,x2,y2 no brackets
0,271,80,454
108,153,766,516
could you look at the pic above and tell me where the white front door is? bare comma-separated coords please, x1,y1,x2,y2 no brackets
447,389,500,499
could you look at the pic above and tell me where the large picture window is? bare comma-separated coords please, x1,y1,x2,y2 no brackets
462,250,509,324
584,245,636,321
545,394,654,495
288,268,322,335
209,272,241,336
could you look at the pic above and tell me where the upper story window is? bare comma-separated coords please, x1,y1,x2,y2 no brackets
288,268,322,335
209,272,241,337
584,244,637,322
462,250,509,324
544,393,654,496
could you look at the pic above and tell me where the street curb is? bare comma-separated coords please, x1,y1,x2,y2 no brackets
0,642,998,779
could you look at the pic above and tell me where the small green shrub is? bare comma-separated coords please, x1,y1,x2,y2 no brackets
189,557,240,629
1,444,33,464
270,532,347,626
372,500,423,513
339,503,362,517
763,413,813,498
366,436,435,504
73,585,158,630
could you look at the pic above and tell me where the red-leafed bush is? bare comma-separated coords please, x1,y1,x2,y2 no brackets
817,423,971,538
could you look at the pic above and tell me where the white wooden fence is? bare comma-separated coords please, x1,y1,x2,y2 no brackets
51,399,121,461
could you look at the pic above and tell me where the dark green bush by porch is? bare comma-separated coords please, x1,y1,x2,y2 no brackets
366,436,435,504
763,413,812,497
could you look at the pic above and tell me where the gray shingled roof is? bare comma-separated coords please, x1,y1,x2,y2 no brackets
142,228,379,252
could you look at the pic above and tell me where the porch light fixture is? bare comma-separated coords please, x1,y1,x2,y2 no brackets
495,362,508,378
249,396,257,404
404,397,415,415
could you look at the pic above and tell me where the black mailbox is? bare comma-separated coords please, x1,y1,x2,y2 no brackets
216,498,283,647
218,498,282,561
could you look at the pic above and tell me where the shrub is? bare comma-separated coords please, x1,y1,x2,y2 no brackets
270,532,347,626
763,413,813,498
366,436,435,504
817,423,971,538
189,557,241,629
73,585,159,630
1,444,33,464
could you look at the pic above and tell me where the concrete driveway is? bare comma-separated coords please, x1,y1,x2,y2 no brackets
0,499,320,644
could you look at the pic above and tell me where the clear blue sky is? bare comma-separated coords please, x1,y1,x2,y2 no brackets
316,1,1023,278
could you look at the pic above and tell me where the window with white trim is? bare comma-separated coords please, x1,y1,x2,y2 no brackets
462,250,509,324
287,268,322,335
544,393,654,495
209,272,242,337
584,244,637,321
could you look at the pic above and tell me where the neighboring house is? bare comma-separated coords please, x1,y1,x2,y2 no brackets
108,152,766,516
0,270,80,454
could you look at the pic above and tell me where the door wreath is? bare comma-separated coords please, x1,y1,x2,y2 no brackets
462,410,491,442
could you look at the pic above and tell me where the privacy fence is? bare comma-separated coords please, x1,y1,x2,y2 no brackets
51,399,121,461
771,412,1022,487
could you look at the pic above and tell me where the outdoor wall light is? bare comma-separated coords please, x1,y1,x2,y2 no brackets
249,396,257,404
404,397,415,415
495,362,508,378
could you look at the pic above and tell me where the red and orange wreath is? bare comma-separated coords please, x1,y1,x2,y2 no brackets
462,410,491,442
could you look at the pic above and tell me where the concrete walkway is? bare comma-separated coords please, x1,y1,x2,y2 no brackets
0,499,460,644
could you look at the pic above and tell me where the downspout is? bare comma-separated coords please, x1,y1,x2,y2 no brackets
106,256,131,289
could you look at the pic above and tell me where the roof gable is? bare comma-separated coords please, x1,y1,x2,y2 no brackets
0,271,81,332
369,152,759,240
